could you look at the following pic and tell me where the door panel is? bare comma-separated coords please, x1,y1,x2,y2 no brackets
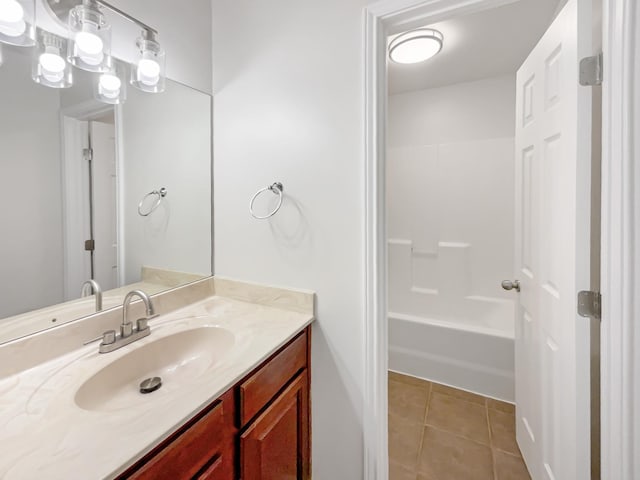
514,0,592,478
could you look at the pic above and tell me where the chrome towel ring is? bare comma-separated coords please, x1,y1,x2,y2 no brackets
250,182,284,219
138,187,167,217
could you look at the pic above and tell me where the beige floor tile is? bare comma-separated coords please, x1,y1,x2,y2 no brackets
418,426,494,480
432,383,487,405
389,378,429,424
390,371,432,389
389,460,418,480
487,398,516,414
488,409,520,455
494,449,532,480
426,392,490,445
389,416,423,469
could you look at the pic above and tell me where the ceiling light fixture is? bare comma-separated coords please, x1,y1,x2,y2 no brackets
0,0,34,47
388,28,443,64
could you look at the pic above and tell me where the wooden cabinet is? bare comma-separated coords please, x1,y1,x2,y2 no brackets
119,328,310,480
240,373,309,480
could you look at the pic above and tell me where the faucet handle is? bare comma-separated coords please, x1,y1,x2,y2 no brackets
136,318,148,332
136,314,159,332
84,330,117,346
121,322,133,338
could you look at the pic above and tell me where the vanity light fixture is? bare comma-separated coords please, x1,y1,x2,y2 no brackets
67,0,110,72
0,0,35,47
388,28,443,64
32,31,72,88
9,0,167,98
130,29,165,93
94,60,125,104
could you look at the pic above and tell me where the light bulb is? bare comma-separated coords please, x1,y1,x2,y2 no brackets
75,30,104,66
99,73,121,99
0,0,26,37
39,51,65,82
137,58,160,86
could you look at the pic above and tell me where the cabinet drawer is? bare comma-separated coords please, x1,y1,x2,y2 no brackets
129,400,225,480
239,331,307,427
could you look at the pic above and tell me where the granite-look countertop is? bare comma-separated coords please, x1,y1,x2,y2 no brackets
0,278,314,479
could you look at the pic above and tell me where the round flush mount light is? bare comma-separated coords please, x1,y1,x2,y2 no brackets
388,28,443,64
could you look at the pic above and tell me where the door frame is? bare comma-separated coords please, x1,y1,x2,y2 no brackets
362,1,639,479
599,0,640,479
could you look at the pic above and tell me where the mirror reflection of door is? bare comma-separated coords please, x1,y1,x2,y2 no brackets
61,107,119,302
87,118,118,292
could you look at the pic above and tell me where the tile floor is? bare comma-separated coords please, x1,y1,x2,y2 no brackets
388,371,531,480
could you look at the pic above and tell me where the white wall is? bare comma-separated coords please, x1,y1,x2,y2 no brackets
0,49,64,317
212,0,368,477
121,82,212,283
387,76,516,321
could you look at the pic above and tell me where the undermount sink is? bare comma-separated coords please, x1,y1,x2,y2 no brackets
74,326,235,412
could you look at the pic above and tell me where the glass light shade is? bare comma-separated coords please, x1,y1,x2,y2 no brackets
388,28,443,64
130,33,165,93
68,2,111,72
95,61,126,104
0,0,35,47
32,31,72,88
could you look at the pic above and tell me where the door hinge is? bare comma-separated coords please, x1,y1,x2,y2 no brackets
579,53,603,86
84,239,95,252
83,148,93,161
578,291,601,320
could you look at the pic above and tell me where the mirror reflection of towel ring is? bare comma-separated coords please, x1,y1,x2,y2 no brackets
138,188,167,217
250,182,283,220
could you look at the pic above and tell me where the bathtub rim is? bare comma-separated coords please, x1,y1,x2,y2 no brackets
388,310,515,340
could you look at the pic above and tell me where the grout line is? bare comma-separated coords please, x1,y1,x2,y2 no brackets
487,402,499,480
413,381,431,474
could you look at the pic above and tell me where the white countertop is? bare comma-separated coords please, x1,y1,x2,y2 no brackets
0,279,314,479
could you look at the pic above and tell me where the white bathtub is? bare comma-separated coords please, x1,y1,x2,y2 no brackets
389,298,515,402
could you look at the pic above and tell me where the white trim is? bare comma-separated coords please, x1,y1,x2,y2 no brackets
363,1,531,478
600,0,639,478
114,105,126,287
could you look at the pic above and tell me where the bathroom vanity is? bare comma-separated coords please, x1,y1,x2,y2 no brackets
121,328,310,479
0,277,314,479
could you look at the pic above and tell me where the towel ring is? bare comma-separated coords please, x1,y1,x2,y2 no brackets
250,182,284,219
138,188,167,217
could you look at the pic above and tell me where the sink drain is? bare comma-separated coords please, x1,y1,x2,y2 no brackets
140,377,162,394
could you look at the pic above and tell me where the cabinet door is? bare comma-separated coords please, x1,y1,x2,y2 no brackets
240,372,309,480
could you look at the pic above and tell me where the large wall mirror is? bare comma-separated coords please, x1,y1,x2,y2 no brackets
0,43,212,344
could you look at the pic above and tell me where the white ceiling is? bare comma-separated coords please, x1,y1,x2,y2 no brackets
388,0,565,95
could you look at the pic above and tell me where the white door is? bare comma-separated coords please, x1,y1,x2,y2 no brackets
90,120,118,291
514,0,593,479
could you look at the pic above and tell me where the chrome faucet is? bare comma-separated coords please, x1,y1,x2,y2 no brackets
80,279,103,312
85,289,157,354
121,290,155,337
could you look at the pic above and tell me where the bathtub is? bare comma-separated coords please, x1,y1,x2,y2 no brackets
389,297,515,402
